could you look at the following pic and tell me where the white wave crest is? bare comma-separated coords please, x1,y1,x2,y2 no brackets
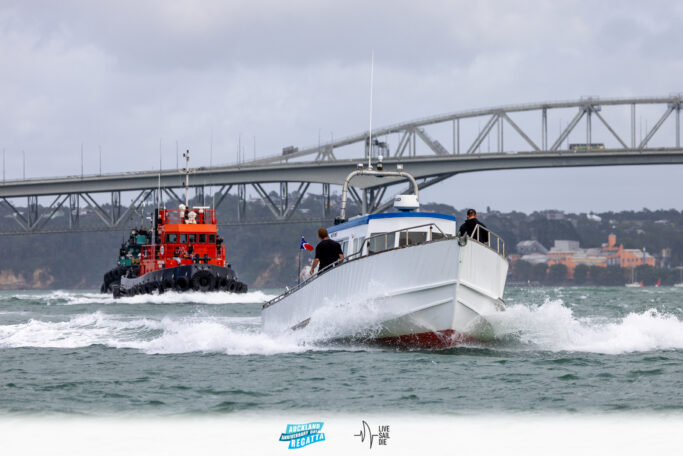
120,317,309,355
0,312,159,349
3,290,276,306
0,311,318,355
487,299,683,354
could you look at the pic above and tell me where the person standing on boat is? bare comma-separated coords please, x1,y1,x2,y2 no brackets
310,228,344,276
458,209,489,243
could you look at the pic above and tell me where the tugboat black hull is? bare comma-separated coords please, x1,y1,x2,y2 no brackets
113,264,247,298
100,265,135,293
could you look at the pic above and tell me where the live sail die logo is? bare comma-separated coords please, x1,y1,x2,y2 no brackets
354,420,390,448
279,422,326,449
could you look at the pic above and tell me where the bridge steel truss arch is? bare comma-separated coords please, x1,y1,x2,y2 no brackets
256,94,683,216
261,95,683,164
1,96,682,235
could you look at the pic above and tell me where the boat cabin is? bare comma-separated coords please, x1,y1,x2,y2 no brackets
328,212,456,259
137,206,226,275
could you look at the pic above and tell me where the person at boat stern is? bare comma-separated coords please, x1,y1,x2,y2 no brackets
310,228,344,276
458,209,489,243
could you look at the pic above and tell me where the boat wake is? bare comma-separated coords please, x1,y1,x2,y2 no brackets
0,311,313,355
4,290,276,306
0,292,395,355
2,292,682,356
486,299,683,354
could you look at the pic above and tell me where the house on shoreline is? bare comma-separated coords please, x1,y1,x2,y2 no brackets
545,234,655,278
511,234,658,279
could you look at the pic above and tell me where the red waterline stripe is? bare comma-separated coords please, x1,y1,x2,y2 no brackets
374,330,479,349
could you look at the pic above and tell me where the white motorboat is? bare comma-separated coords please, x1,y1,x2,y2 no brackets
625,267,642,288
674,267,683,288
261,164,509,348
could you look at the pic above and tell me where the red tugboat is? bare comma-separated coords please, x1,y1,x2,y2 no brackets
111,151,247,298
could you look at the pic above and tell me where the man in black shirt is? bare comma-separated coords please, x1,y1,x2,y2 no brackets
310,228,344,275
458,209,489,243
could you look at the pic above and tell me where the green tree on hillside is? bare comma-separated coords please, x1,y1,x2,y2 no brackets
548,264,568,284
531,263,548,282
511,260,532,282
573,264,589,284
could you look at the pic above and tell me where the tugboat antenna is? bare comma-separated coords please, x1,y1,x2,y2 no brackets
183,149,190,207
158,139,162,213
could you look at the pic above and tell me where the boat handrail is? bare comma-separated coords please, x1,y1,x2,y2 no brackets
263,222,452,309
348,222,451,260
468,224,506,257
160,208,217,225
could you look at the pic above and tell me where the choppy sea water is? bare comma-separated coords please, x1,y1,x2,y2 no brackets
0,287,681,415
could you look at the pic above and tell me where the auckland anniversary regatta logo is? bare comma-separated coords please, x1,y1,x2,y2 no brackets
279,422,326,449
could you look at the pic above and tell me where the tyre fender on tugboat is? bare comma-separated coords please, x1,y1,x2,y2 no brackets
162,277,174,291
175,276,190,291
192,270,215,292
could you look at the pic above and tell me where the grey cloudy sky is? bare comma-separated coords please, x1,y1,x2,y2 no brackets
1,0,682,213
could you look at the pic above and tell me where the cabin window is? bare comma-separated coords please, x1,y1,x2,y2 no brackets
367,233,396,254
209,234,216,243
199,234,207,243
339,239,349,256
431,232,445,241
352,237,365,255
399,231,427,247
179,234,187,243
188,234,197,243
166,234,177,243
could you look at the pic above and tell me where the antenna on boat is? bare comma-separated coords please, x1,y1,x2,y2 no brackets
182,149,190,207
158,139,162,213
367,51,374,170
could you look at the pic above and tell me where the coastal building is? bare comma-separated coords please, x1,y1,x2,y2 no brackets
601,234,655,268
658,248,672,269
520,253,549,264
516,240,548,255
546,240,608,278
542,234,655,278
539,210,566,220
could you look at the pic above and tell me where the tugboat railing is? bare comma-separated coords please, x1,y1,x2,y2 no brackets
161,208,217,225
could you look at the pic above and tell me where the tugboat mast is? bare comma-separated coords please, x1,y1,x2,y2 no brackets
182,149,190,207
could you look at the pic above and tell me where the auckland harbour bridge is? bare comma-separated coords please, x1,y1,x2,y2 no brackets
1,95,683,235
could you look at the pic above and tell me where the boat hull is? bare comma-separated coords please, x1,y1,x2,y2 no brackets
116,263,247,297
262,238,508,348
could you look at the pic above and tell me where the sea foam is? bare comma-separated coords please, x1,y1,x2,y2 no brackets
2,291,683,356
5,290,276,306
487,299,683,354
0,311,313,355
